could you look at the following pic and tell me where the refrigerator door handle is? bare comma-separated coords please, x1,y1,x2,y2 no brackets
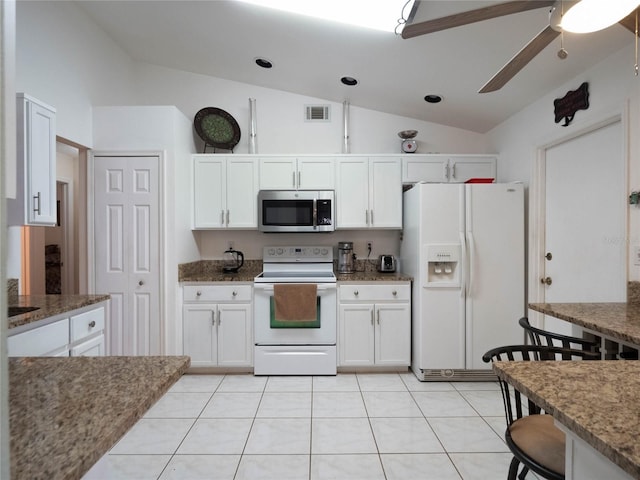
459,231,467,298
467,231,476,298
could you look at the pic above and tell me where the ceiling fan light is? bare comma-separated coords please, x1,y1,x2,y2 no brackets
561,0,640,33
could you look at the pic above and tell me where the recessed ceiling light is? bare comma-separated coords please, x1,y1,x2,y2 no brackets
424,94,443,104
255,58,273,69
341,76,358,86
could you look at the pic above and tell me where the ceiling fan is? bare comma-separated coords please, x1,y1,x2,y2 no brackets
402,1,640,93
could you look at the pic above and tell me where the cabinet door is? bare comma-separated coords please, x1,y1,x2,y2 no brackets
369,157,402,228
339,304,375,366
193,156,225,228
8,318,69,356
183,305,217,367
226,157,258,228
259,158,296,190
217,303,253,367
298,157,335,189
448,156,496,183
27,99,57,225
336,158,369,229
70,334,105,357
375,303,410,366
402,155,448,183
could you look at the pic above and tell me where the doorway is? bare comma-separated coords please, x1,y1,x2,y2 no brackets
21,139,87,295
530,116,627,332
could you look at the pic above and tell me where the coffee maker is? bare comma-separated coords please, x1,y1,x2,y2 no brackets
337,241,355,274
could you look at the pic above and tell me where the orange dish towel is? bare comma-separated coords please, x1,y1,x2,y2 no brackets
273,283,318,322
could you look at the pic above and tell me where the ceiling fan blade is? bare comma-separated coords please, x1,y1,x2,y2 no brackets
402,0,555,39
618,7,640,36
479,25,560,93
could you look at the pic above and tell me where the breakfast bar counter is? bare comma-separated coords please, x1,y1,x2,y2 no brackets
9,355,190,480
493,360,639,479
528,302,640,346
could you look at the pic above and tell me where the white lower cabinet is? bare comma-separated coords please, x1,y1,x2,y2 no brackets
8,302,107,357
182,284,253,368
338,283,411,367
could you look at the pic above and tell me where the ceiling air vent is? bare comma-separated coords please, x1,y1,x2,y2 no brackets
305,105,330,122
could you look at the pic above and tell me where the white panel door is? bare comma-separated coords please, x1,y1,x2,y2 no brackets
94,155,161,355
544,121,625,331
217,303,252,366
297,157,335,189
226,157,258,228
465,184,525,369
375,303,410,366
339,304,375,366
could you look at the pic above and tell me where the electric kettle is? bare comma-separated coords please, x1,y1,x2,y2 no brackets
222,248,244,273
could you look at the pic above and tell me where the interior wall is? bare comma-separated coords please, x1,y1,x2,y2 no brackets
487,41,640,280
15,0,136,147
132,62,492,156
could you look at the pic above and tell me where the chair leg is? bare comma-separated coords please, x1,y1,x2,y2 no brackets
508,457,520,480
518,465,530,480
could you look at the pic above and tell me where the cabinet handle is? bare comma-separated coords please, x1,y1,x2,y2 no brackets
88,320,96,328
211,311,215,326
365,210,369,225
232,291,238,297
392,290,397,296
218,310,222,325
221,210,225,225
298,171,301,188
33,192,41,214
196,291,202,297
371,310,374,325
292,171,296,188
354,290,359,296
444,160,450,180
226,210,230,225
451,162,456,179
377,310,380,324
370,210,374,225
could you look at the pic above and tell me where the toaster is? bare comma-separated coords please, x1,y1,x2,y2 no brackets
378,254,397,273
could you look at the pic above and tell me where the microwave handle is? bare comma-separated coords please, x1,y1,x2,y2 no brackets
313,198,318,229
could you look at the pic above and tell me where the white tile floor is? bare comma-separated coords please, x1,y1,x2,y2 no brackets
83,372,526,480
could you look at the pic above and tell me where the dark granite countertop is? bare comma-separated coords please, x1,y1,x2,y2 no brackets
8,294,111,331
493,360,640,479
179,259,413,283
528,302,640,346
9,355,190,480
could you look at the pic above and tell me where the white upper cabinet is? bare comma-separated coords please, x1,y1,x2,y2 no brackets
259,156,335,190
192,155,258,229
8,93,57,226
402,154,496,184
336,156,402,229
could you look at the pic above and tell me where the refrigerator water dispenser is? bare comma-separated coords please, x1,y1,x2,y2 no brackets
425,244,460,287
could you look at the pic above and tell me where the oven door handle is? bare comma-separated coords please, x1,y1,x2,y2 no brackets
253,284,336,292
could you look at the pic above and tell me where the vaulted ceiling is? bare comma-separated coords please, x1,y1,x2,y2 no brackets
76,0,636,133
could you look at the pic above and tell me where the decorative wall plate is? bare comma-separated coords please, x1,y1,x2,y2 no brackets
194,107,241,151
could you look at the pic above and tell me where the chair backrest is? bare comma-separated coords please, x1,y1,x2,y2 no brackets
482,344,600,426
519,317,600,358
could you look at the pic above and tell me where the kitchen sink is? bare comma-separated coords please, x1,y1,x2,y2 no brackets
8,306,40,317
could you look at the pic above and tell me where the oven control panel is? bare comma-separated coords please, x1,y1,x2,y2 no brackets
263,246,333,262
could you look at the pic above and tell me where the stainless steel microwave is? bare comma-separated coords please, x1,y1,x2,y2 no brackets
258,190,335,233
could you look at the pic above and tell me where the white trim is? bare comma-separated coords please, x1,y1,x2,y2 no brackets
529,111,628,328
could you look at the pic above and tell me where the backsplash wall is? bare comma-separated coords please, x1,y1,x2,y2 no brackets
193,229,402,263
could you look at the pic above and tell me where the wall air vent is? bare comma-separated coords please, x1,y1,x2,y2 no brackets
305,105,330,122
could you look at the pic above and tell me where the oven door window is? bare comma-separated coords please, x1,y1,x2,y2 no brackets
270,297,321,328
262,199,314,226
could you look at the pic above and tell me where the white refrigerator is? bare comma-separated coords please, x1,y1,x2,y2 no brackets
400,183,525,380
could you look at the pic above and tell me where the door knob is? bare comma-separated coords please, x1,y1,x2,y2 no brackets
540,277,552,285
545,252,553,260
138,280,144,286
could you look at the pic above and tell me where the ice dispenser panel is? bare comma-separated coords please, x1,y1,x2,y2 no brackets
425,244,460,287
